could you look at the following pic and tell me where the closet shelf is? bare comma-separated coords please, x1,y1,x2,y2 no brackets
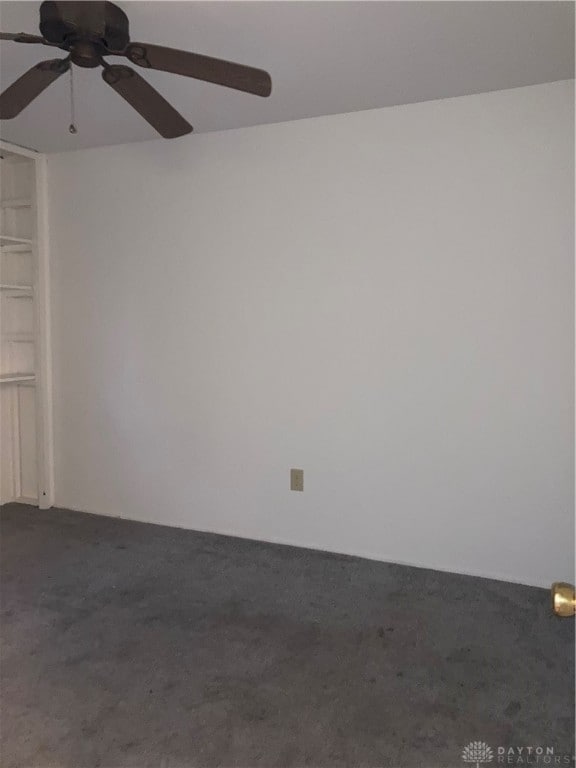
0,198,32,209
0,244,34,253
0,235,35,248
2,333,34,342
0,373,35,384
0,284,33,292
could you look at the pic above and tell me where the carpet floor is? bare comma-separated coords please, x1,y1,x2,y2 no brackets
1,503,574,768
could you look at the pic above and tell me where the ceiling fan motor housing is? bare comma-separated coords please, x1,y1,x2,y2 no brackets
39,1,130,53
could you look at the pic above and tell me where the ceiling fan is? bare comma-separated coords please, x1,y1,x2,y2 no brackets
0,1,272,138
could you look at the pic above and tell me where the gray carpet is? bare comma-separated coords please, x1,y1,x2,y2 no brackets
1,503,574,768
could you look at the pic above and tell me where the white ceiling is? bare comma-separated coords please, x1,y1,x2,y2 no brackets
0,1,574,153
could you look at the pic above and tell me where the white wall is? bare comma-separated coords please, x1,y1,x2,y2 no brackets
47,81,574,588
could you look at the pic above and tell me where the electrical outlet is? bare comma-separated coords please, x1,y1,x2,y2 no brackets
290,468,304,492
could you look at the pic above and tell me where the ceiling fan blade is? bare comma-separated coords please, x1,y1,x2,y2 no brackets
0,58,69,119
125,43,272,97
102,65,192,139
0,32,48,44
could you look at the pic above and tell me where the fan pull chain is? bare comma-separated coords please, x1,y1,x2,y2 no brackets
68,66,77,134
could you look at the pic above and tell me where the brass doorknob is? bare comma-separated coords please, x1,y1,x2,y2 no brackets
551,582,576,617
